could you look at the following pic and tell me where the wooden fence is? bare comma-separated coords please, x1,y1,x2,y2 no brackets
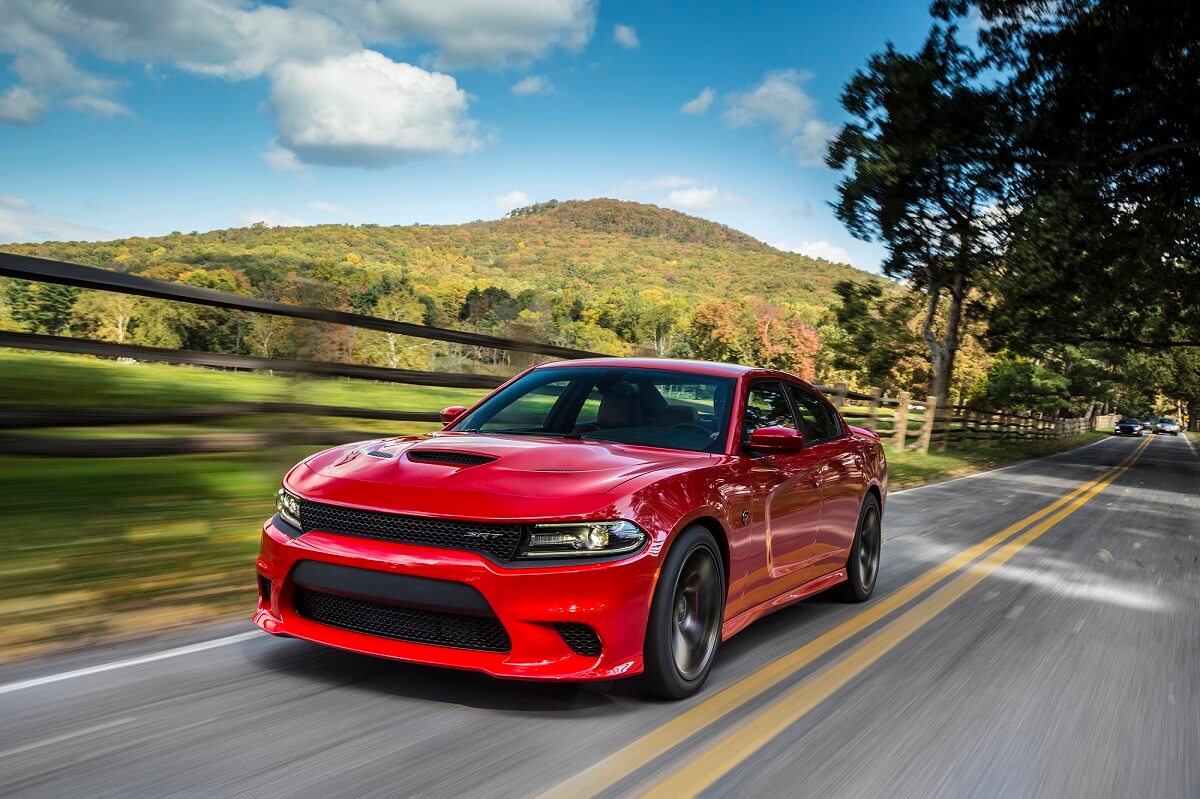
819,381,1119,455
0,252,1114,457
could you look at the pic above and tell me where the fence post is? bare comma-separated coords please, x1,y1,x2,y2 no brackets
831,381,847,410
893,391,910,453
937,404,954,452
915,394,938,454
865,386,882,431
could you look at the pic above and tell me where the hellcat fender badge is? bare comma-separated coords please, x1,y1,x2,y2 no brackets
741,508,750,525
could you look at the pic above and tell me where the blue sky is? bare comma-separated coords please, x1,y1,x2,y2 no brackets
0,1,935,272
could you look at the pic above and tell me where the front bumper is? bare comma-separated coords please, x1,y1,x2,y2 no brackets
253,518,658,681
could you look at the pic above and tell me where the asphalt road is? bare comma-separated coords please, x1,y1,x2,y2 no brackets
2,434,1197,798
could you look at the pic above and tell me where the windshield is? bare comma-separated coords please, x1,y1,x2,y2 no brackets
453,366,735,453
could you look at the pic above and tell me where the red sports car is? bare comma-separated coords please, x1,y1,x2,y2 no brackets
254,358,887,698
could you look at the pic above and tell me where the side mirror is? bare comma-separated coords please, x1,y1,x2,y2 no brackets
748,425,805,454
440,405,468,426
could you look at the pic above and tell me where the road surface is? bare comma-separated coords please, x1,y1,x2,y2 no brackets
2,434,1197,798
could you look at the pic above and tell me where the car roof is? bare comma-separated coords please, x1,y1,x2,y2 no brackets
534,357,761,379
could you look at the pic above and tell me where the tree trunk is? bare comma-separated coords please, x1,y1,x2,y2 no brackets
921,270,967,412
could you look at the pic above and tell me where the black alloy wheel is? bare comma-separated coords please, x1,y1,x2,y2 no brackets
641,525,725,699
838,495,882,602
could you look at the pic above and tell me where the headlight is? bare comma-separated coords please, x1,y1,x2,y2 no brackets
276,488,302,529
516,520,646,559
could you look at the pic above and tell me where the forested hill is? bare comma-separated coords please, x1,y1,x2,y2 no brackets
1,199,878,374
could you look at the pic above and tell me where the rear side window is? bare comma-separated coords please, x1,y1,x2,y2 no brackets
787,383,840,443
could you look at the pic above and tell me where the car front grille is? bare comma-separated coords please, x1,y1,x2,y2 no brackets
293,588,512,652
298,499,523,561
554,622,602,656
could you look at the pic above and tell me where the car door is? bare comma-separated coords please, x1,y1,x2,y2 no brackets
787,382,863,568
741,381,826,598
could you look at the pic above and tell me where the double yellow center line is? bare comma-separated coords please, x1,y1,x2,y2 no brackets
541,435,1151,799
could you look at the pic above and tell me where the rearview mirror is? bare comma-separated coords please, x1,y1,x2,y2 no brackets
748,425,805,454
440,405,468,425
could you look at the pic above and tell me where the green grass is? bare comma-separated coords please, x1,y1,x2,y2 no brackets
0,351,488,412
886,432,1108,490
0,448,304,659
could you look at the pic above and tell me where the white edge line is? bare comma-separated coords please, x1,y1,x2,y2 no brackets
0,631,261,696
890,434,1114,496
1182,430,1199,461
0,716,139,760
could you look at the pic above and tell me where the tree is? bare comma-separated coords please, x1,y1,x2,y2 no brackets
72,290,139,344
687,300,749,364
936,1,1200,353
749,300,820,379
971,354,1070,414
825,280,925,390
4,279,80,334
828,26,1010,410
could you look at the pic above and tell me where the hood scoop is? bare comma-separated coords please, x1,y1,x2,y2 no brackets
406,449,497,467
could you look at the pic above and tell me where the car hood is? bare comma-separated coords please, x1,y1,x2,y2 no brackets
287,432,711,519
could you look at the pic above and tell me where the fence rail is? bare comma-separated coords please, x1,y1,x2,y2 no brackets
0,252,1114,457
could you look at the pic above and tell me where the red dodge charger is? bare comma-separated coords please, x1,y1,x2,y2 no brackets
254,358,887,698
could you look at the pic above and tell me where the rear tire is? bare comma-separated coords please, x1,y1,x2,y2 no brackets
836,494,882,602
640,525,725,700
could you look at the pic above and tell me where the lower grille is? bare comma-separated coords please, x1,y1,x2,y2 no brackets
554,622,602,656
293,588,512,653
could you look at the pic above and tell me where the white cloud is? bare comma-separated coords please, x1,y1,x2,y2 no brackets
302,0,598,68
511,75,555,97
268,50,480,167
64,94,132,117
776,239,851,263
643,175,698,189
724,69,836,166
613,24,639,49
680,87,714,115
495,190,530,211
263,142,305,172
0,85,47,125
665,186,720,210
0,0,357,126
238,209,305,228
307,200,345,214
0,0,583,167
0,199,112,243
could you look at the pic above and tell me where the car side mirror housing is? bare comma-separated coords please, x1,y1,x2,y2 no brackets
440,406,468,426
748,426,805,453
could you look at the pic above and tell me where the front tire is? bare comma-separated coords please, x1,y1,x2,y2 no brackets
837,494,882,602
641,525,725,700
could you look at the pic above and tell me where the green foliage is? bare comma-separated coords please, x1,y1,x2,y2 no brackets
4,279,80,334
971,355,1071,414
826,279,925,390
828,26,1010,408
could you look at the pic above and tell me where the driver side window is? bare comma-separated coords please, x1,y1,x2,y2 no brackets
742,381,798,443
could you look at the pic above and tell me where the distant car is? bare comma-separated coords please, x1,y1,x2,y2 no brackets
253,358,889,698
1115,418,1143,436
1141,418,1158,433
1156,417,1180,435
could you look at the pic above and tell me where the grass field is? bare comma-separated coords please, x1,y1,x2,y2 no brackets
0,352,1114,660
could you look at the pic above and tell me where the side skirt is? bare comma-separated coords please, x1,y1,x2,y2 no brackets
720,568,848,641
